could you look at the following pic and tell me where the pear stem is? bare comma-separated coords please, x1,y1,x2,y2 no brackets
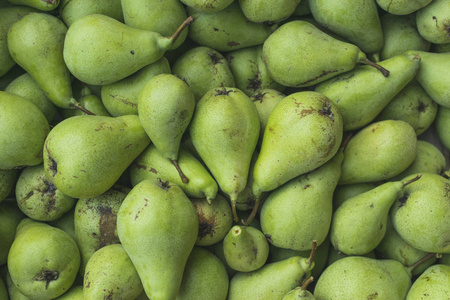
307,240,317,269
359,57,390,77
340,133,353,150
301,276,314,291
73,102,95,115
170,159,189,184
242,197,260,225
169,16,194,47
231,201,238,222
402,173,422,187
407,252,437,272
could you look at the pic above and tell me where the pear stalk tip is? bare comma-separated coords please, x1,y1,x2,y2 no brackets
402,173,422,187
170,159,189,184
301,276,314,291
169,16,195,46
242,197,261,225
359,57,390,77
231,202,238,222
407,252,437,272
308,240,317,269
72,102,95,115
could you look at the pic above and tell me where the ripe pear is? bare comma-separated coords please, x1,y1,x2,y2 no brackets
59,0,123,27
238,0,301,23
172,46,235,102
43,115,150,199
309,0,383,53
0,91,50,170
390,173,450,253
83,244,143,300
406,264,450,299
8,219,80,300
339,120,417,185
314,256,412,299
138,74,195,183
61,86,111,118
117,179,198,299
376,0,433,15
282,276,315,300
374,80,438,135
315,53,420,131
260,146,343,251
189,87,260,221
188,2,277,52
101,57,170,116
63,14,193,85
416,0,450,44
0,200,25,265
262,20,389,88
122,0,188,49
176,247,229,300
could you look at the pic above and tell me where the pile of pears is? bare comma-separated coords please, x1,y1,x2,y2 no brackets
1,0,450,299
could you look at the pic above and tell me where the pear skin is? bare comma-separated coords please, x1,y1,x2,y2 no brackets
406,264,450,299
59,0,124,27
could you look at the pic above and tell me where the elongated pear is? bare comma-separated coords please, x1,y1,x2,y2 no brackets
260,145,343,251
7,13,88,113
63,14,193,85
315,53,420,131
43,115,150,198
117,179,198,300
262,20,389,88
189,87,260,221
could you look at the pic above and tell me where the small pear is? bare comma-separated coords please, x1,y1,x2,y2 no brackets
43,115,150,199
83,244,143,300
330,175,421,255
262,20,389,88
223,225,270,272
282,276,315,300
138,74,195,183
238,0,301,23
376,0,433,15
117,179,198,299
406,264,450,299
416,0,450,44
176,247,229,300
189,87,260,221
59,0,123,27
339,120,417,185
61,86,111,118
63,14,193,85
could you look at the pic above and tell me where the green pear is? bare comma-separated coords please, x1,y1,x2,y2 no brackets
43,115,150,199
188,2,277,52
282,276,315,300
330,175,421,255
376,218,436,276
436,105,450,150
314,256,411,299
172,46,236,102
192,195,233,246
374,80,438,135
74,186,128,275
333,182,380,210
309,0,383,53
0,169,17,203
0,64,25,91
390,173,450,253
0,91,50,170
59,0,123,27
176,247,229,300
406,50,450,107
260,146,343,251
122,0,188,49
63,14,192,85
83,244,143,300
238,0,301,23
315,53,420,131
8,219,80,300
262,20,389,88
228,250,316,300
379,13,431,60
117,179,198,299
15,164,76,221
339,120,417,185
406,264,450,299
7,13,88,113
0,200,25,265
61,86,111,118
252,91,343,198
0,6,36,77
376,0,433,15
181,0,234,13
7,0,59,11
205,240,237,278
49,205,76,241
223,225,270,272
416,0,450,44
138,73,195,182
226,46,286,96
326,247,376,266
130,144,218,203
5,73,57,122
6,271,31,300
390,140,445,181
189,87,260,221
101,57,170,116
54,285,83,299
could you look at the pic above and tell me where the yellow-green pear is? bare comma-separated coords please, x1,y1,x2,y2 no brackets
436,105,450,150
7,0,59,11
61,86,111,118
181,0,234,13
416,0,450,44
59,0,123,27
376,0,433,15
0,200,25,265
54,285,83,299
117,179,198,299
238,0,301,23
406,264,450,299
